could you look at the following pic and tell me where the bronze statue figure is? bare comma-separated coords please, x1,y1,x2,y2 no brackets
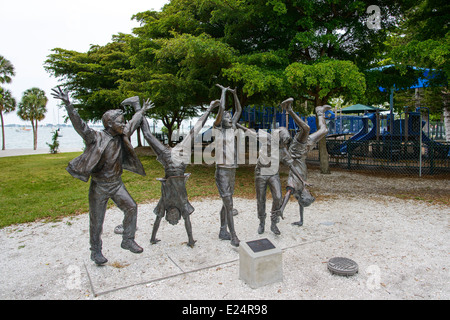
236,119,307,235
116,97,220,247
278,98,331,226
51,87,149,265
213,85,242,247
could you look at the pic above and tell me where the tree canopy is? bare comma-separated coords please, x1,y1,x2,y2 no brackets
45,36,131,121
0,55,15,85
46,0,414,117
44,0,450,152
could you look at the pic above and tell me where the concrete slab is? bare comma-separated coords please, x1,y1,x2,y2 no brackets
239,238,282,289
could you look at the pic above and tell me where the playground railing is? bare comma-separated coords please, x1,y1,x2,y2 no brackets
306,139,450,175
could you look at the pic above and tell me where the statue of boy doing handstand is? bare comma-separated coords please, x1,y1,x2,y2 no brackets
116,96,220,247
51,87,149,265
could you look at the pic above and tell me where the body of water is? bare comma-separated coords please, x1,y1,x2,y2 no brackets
1,114,215,151
2,126,142,150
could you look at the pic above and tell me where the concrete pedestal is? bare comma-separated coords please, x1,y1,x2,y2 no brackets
239,238,282,289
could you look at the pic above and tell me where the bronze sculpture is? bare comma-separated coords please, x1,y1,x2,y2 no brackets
116,97,220,247
213,85,242,247
236,116,308,235
51,87,149,265
278,98,331,226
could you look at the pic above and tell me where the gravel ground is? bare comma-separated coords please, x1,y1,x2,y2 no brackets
1,168,448,301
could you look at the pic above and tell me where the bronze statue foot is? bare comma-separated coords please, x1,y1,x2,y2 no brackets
271,223,281,235
230,236,240,247
114,224,124,234
258,222,265,234
187,240,197,248
219,228,231,240
121,239,143,253
150,238,161,245
91,251,108,265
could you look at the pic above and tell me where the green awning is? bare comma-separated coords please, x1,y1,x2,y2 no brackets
340,104,382,114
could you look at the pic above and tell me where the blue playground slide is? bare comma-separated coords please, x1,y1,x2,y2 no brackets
339,113,377,154
334,112,449,158
421,131,450,158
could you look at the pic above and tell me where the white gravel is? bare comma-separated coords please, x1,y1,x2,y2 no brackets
1,172,448,300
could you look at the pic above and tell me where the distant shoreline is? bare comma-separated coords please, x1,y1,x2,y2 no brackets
0,148,83,158
1,124,102,128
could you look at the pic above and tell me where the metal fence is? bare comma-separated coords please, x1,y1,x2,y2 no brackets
306,139,450,176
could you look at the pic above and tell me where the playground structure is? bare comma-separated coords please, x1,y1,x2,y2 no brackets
239,105,335,134
238,105,449,175
326,108,449,160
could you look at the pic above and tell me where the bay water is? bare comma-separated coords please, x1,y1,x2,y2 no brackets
2,125,142,151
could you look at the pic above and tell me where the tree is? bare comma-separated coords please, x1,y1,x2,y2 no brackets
45,37,132,122
0,55,16,150
120,30,237,145
124,0,408,171
0,55,15,84
285,60,366,173
44,0,414,161
386,0,450,140
46,128,60,154
211,0,409,173
0,88,17,150
17,88,48,150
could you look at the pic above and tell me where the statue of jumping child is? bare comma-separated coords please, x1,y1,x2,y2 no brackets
51,87,150,265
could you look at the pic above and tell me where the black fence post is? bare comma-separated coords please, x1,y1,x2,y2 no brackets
429,141,435,175
347,140,352,170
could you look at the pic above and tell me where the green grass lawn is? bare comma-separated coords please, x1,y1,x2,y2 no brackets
0,152,256,228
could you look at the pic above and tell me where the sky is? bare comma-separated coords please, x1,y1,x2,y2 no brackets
1,0,170,125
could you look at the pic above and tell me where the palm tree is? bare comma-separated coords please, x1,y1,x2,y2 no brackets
1,56,17,149
0,55,15,84
0,88,17,150
17,88,47,150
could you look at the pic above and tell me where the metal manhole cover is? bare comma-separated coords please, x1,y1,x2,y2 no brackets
327,257,358,276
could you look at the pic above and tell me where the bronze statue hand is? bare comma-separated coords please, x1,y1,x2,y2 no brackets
209,99,220,110
216,83,231,91
142,99,155,112
51,86,70,105
227,87,237,95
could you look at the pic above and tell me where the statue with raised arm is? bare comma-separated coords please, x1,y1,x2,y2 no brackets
236,118,309,235
278,98,331,226
213,84,242,247
51,87,149,265
116,96,220,248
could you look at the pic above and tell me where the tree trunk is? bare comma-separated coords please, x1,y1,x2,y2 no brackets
162,116,176,148
444,107,450,142
167,126,174,147
317,122,330,174
32,119,38,150
442,89,450,142
1,111,5,150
